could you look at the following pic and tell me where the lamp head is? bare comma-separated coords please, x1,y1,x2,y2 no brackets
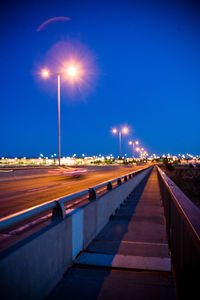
67,65,78,77
41,69,50,78
122,127,128,134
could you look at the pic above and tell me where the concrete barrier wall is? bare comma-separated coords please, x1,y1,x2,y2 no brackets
0,167,152,300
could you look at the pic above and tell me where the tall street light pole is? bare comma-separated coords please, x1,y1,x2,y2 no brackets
41,65,79,166
119,131,122,158
129,140,139,159
57,73,61,166
129,141,134,158
112,127,128,158
43,71,62,165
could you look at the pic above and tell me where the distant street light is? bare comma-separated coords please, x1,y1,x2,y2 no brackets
41,63,81,166
140,148,148,159
112,127,129,158
128,140,139,158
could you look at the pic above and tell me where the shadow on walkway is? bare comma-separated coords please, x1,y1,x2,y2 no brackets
47,168,176,300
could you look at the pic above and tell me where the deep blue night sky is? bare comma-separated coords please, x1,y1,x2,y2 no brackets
1,0,200,158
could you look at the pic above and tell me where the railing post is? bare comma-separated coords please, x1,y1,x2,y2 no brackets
124,176,127,182
89,188,96,200
52,201,66,221
129,174,132,179
117,178,122,185
107,182,112,191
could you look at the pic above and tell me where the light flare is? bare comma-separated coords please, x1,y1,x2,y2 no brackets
38,40,98,99
62,59,85,84
122,127,128,134
37,17,71,32
67,66,78,77
41,69,50,78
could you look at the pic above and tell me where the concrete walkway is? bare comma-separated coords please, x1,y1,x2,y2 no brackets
48,168,176,299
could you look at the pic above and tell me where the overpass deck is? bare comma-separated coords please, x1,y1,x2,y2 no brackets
48,168,176,299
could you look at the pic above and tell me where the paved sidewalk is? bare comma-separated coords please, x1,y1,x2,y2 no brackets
48,168,176,299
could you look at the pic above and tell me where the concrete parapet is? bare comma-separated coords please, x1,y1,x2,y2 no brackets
0,167,152,300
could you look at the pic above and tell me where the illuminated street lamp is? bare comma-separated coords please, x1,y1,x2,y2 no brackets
129,140,139,158
41,64,80,166
112,127,129,158
140,148,148,159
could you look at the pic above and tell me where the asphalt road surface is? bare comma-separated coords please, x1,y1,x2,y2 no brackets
0,165,147,219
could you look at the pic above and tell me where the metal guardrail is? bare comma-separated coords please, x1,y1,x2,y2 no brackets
157,166,200,299
0,167,148,232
